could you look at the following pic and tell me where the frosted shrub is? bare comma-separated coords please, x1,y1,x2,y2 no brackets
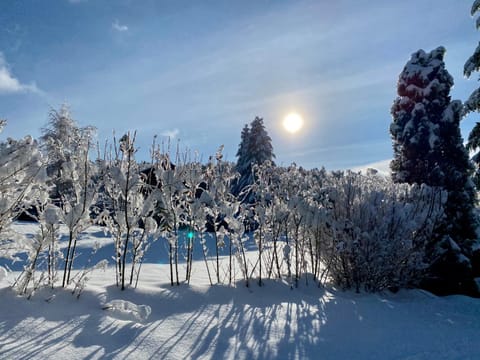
0,122,53,296
323,171,445,292
40,107,99,287
250,164,445,292
101,132,162,290
199,148,239,284
153,154,194,286
0,116,450,296
246,164,325,287
0,124,46,243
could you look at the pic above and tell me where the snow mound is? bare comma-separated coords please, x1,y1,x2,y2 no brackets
102,299,151,323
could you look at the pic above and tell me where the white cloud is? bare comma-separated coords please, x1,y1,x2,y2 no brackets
112,20,129,32
160,128,180,139
351,159,392,177
0,53,40,95
68,0,87,3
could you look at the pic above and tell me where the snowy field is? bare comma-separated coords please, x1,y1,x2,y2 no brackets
0,223,479,360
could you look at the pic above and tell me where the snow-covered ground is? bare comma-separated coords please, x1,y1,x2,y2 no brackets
0,224,479,359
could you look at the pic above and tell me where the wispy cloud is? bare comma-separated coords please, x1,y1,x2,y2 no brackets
0,53,40,95
112,20,128,32
160,128,180,139
68,0,87,3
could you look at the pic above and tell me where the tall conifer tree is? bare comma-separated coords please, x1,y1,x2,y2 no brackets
464,1,480,187
234,117,275,198
391,47,478,296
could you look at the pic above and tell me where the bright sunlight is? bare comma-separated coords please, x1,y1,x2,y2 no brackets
283,112,304,134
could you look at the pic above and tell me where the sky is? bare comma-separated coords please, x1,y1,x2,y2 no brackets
0,0,479,170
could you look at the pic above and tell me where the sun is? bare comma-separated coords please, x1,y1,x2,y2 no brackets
283,112,304,134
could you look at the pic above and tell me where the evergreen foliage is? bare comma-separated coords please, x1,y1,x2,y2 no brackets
465,1,480,187
248,117,275,166
463,0,480,286
235,124,251,176
390,47,479,296
234,116,275,197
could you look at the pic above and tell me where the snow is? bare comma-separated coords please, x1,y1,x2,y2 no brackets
44,204,60,225
0,223,480,359
0,266,7,281
464,43,480,78
399,47,452,100
103,299,151,323
441,100,462,125
472,0,480,16
464,87,480,114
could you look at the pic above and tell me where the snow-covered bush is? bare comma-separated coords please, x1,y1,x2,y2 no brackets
250,163,329,288
248,164,445,292
200,147,239,284
152,144,240,286
151,151,195,286
0,122,46,248
323,171,445,292
0,116,453,296
100,132,162,290
0,122,53,297
12,203,61,297
59,153,98,287
40,106,96,207
40,107,98,287
0,122,58,294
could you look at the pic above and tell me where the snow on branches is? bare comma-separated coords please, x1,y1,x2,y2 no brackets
0,120,457,295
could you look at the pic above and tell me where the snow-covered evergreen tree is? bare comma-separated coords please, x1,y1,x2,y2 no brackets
463,0,480,287
391,47,479,296
248,117,275,166
464,1,480,188
391,47,451,184
235,124,251,176
233,117,275,198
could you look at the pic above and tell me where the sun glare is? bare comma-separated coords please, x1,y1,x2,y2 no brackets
283,112,304,134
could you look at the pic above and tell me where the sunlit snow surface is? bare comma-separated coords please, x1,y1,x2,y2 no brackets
0,223,479,359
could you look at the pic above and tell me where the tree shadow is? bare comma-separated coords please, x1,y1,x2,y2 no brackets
1,282,479,359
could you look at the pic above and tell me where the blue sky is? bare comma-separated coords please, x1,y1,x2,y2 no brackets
0,0,479,170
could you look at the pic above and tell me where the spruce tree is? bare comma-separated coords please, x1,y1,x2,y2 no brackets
390,47,478,296
463,0,480,284
233,116,275,198
236,124,251,177
248,116,275,167
464,1,480,188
